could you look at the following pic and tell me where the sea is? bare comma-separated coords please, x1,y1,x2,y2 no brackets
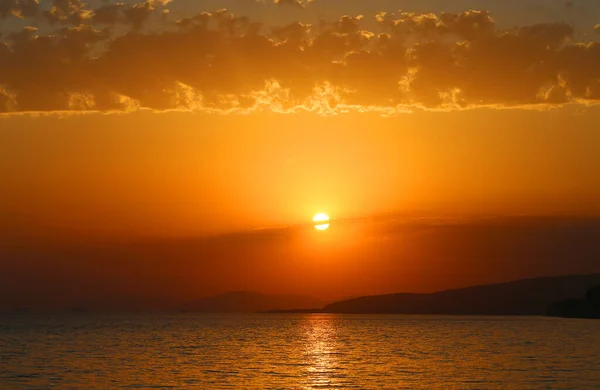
1,313,599,389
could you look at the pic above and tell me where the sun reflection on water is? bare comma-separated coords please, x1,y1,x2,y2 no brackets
302,315,342,389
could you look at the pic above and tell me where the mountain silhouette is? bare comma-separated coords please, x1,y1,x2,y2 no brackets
547,285,600,319
322,274,600,315
180,291,323,313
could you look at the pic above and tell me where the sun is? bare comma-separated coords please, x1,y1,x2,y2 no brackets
313,213,330,231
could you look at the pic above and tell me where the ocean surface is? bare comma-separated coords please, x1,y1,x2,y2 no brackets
1,313,599,389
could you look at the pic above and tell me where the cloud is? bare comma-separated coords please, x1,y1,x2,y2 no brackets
0,0,39,18
0,7,599,114
43,0,92,26
1,0,170,29
91,3,125,25
274,0,313,9
123,0,171,30
255,0,313,8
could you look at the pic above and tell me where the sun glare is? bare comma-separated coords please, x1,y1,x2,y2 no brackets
313,213,330,231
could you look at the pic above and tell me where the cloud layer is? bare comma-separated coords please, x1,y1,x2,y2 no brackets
1,3,600,114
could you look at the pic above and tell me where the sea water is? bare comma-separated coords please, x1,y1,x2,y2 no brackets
1,313,599,389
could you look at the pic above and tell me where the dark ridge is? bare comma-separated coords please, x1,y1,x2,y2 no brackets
547,285,600,319
322,274,600,315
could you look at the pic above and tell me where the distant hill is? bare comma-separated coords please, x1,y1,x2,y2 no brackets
322,274,600,315
547,285,600,319
180,291,324,313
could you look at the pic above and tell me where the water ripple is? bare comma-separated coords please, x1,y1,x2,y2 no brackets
0,314,599,388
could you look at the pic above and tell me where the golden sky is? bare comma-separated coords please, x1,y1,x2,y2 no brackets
2,107,599,239
1,0,600,306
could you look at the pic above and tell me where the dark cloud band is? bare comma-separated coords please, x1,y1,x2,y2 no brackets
0,4,599,114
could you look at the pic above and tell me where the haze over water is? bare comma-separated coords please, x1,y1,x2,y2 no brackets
2,313,599,389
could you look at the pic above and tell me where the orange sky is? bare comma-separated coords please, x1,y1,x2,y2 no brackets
2,107,600,240
2,106,600,306
1,0,600,307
